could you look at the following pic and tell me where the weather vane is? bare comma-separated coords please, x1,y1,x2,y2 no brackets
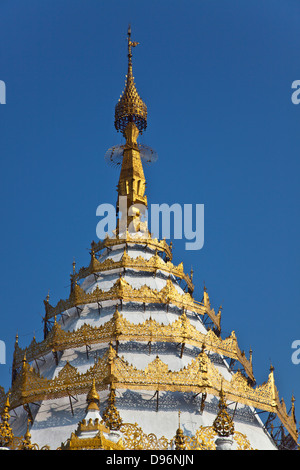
127,24,139,61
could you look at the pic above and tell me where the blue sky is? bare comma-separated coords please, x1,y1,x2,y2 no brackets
0,0,299,429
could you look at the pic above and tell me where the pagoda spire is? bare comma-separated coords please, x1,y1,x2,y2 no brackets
20,419,34,450
102,384,123,431
213,386,235,438
0,393,14,448
86,378,100,412
115,26,148,236
114,24,147,135
174,411,186,450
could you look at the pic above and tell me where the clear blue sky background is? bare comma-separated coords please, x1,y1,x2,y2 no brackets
0,0,299,429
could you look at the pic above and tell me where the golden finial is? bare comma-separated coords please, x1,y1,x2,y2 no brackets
107,342,117,364
89,247,100,273
174,410,186,450
113,305,121,328
213,387,235,438
86,378,100,411
22,351,27,365
291,394,295,405
115,25,147,134
249,346,253,366
102,384,123,431
1,393,10,421
291,394,296,423
0,393,14,448
21,419,34,450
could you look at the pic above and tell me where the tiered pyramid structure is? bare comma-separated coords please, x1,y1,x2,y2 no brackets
0,27,298,451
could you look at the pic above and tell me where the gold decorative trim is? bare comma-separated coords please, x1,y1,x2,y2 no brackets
60,428,124,450
174,427,254,450
5,345,297,443
43,278,220,331
120,422,169,450
0,394,14,448
181,426,217,450
61,421,254,450
114,26,147,135
75,249,194,293
213,388,235,437
102,384,123,431
91,234,173,261
14,310,253,382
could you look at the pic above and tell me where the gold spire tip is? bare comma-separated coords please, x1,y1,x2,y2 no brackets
115,26,147,135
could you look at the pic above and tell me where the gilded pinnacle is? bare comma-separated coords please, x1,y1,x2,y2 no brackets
102,384,123,431
174,411,186,450
87,378,100,411
115,26,147,134
0,393,14,448
213,388,235,438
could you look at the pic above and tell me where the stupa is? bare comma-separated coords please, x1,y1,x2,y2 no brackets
0,26,298,451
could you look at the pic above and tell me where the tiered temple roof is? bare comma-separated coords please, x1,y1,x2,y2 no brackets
0,26,298,450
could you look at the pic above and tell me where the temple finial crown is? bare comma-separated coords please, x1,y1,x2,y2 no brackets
114,26,147,135
127,24,139,62
86,378,100,411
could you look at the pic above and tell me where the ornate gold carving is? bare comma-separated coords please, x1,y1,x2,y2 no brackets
91,234,173,261
73,415,112,444
117,123,148,219
0,393,14,448
174,411,186,450
76,418,109,435
213,388,235,437
0,387,6,418
6,345,297,443
174,426,254,450
60,428,124,450
44,278,220,331
86,378,100,411
0,397,48,450
16,310,251,380
61,421,254,450
233,432,255,450
91,421,254,450
183,426,217,450
75,249,194,293
102,384,123,431
120,422,169,450
19,420,37,450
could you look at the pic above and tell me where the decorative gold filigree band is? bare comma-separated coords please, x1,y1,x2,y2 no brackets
4,344,297,443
